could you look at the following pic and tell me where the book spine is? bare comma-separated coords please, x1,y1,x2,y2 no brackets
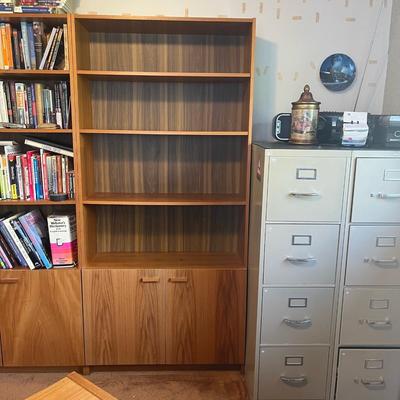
4,80,13,123
5,23,13,70
39,27,56,70
56,154,61,194
32,21,43,67
0,241,12,268
41,151,49,200
46,154,52,194
0,221,27,267
51,155,57,193
10,219,42,269
7,154,18,200
1,24,9,69
20,22,31,69
26,150,36,200
30,82,37,128
2,218,34,269
34,82,43,126
15,82,25,125
12,29,21,69
25,138,74,158
45,27,58,70
0,80,8,122
27,22,36,69
26,83,34,127
9,80,17,123
21,154,30,200
0,26,4,69
1,154,10,198
54,83,62,128
19,214,52,269
63,23,68,70
49,26,62,70
15,154,24,199
61,155,66,194
0,231,18,268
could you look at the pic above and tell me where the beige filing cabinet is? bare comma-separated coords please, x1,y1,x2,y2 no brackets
245,143,400,400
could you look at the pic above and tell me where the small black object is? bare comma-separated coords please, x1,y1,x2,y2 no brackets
50,193,69,202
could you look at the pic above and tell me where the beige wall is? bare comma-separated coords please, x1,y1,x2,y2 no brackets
384,0,400,113
74,0,393,140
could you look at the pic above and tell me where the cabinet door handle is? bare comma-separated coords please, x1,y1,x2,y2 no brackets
280,376,308,386
140,277,160,283
283,318,312,329
364,319,392,328
361,377,385,388
372,257,399,268
0,278,19,284
288,192,320,198
285,256,316,265
168,277,188,283
370,192,400,199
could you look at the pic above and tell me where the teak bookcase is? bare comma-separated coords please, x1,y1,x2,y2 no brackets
0,14,255,369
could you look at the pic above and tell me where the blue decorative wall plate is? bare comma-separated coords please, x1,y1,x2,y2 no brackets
320,54,356,92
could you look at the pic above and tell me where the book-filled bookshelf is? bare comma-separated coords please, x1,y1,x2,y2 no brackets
0,13,75,274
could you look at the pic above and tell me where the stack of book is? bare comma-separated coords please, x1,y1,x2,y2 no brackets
0,209,77,269
0,138,75,201
14,0,75,14
0,1,14,13
0,21,68,70
0,80,70,128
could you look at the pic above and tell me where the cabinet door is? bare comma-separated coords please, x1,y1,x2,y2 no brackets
166,269,246,364
0,269,84,366
83,269,166,365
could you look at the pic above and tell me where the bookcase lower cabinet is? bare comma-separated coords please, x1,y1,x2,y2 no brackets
0,269,84,367
83,268,246,366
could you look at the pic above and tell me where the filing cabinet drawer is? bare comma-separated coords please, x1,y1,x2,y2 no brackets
341,288,400,346
266,156,347,222
352,158,400,223
261,288,334,345
258,346,329,400
336,349,400,400
264,224,339,285
346,226,400,286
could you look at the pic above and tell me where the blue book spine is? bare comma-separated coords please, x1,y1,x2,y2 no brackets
33,157,43,200
20,21,31,69
19,214,52,269
0,221,27,267
27,22,36,69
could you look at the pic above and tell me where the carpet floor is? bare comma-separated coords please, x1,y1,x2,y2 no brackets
0,371,247,400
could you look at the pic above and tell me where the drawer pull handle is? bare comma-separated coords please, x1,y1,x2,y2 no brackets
361,377,385,388
364,319,392,328
286,256,316,265
280,376,308,386
370,192,400,199
0,278,19,284
169,277,188,283
288,192,320,198
283,318,312,329
140,277,160,283
372,257,399,268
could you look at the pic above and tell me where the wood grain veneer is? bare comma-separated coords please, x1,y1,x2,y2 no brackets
79,80,249,131
93,205,243,254
83,269,166,365
165,269,246,364
0,269,84,366
82,135,246,198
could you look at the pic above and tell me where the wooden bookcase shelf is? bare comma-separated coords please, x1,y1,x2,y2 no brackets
0,129,72,134
0,200,75,205
80,129,248,136
0,70,70,77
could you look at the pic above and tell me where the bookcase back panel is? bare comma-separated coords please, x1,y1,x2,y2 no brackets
84,135,246,197
93,205,243,254
84,32,249,73
82,80,249,131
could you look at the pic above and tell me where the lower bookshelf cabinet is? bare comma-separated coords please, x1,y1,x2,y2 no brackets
0,269,84,367
83,268,246,366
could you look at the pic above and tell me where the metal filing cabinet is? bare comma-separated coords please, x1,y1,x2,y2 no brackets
245,144,400,400
245,144,350,400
